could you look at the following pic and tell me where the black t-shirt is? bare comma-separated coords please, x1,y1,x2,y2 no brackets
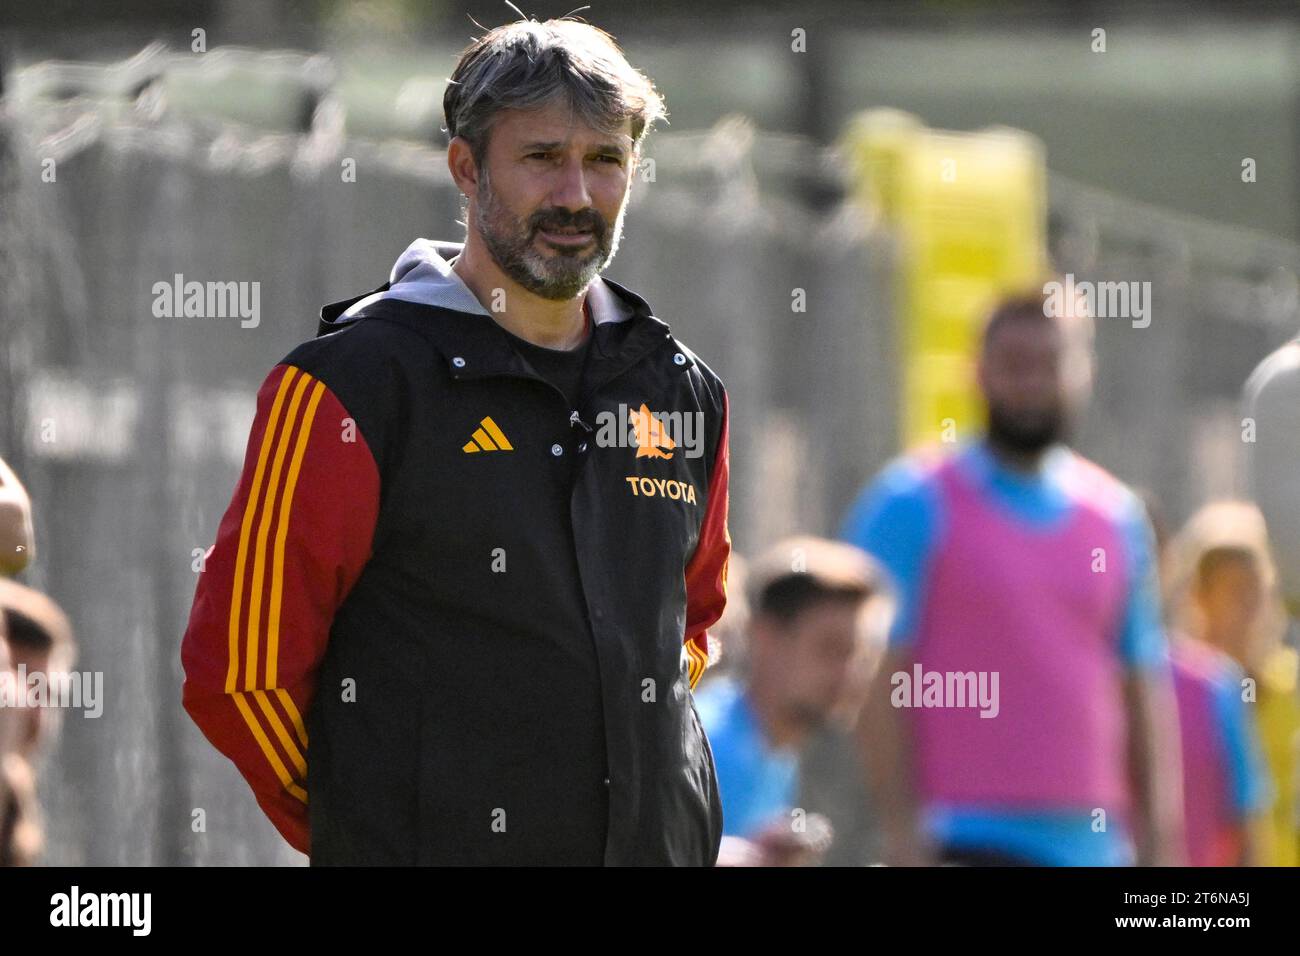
501,314,593,408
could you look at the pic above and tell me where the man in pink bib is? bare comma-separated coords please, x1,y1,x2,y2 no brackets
841,289,1184,866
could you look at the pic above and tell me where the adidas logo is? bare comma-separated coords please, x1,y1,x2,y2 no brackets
462,416,514,453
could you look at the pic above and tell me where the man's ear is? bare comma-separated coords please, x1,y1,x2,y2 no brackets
447,136,481,202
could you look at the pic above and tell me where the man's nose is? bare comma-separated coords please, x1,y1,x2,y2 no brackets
549,155,593,211
1020,367,1060,395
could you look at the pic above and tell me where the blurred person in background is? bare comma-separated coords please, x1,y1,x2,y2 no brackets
696,536,889,866
0,456,35,577
1140,491,1271,866
1164,501,1298,865
0,455,46,867
840,287,1183,866
0,454,25,783
0,613,18,865
0,579,76,867
0,578,77,762
1168,637,1272,866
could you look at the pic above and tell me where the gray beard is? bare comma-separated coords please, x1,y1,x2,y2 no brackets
473,172,625,301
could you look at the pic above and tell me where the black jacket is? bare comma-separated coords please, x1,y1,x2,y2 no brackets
181,247,732,865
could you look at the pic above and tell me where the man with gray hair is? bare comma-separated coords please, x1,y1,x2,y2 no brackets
182,17,732,865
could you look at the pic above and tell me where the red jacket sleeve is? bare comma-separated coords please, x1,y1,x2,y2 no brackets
180,362,380,854
683,390,731,691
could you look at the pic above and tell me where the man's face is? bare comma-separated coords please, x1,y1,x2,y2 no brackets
978,316,1091,453
758,599,868,731
468,100,635,300
1197,556,1264,663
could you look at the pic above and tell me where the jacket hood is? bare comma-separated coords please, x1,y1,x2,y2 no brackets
332,237,639,327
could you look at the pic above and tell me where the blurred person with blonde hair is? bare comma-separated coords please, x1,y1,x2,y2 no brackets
1165,500,1298,865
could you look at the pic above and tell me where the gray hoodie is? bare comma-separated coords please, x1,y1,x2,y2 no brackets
341,238,634,327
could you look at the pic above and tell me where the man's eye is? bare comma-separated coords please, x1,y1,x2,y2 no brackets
526,152,553,161
595,155,622,165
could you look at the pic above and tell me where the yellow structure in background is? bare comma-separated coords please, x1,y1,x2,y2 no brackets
842,110,1049,449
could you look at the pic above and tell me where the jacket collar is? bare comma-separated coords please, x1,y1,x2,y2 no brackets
317,267,694,390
